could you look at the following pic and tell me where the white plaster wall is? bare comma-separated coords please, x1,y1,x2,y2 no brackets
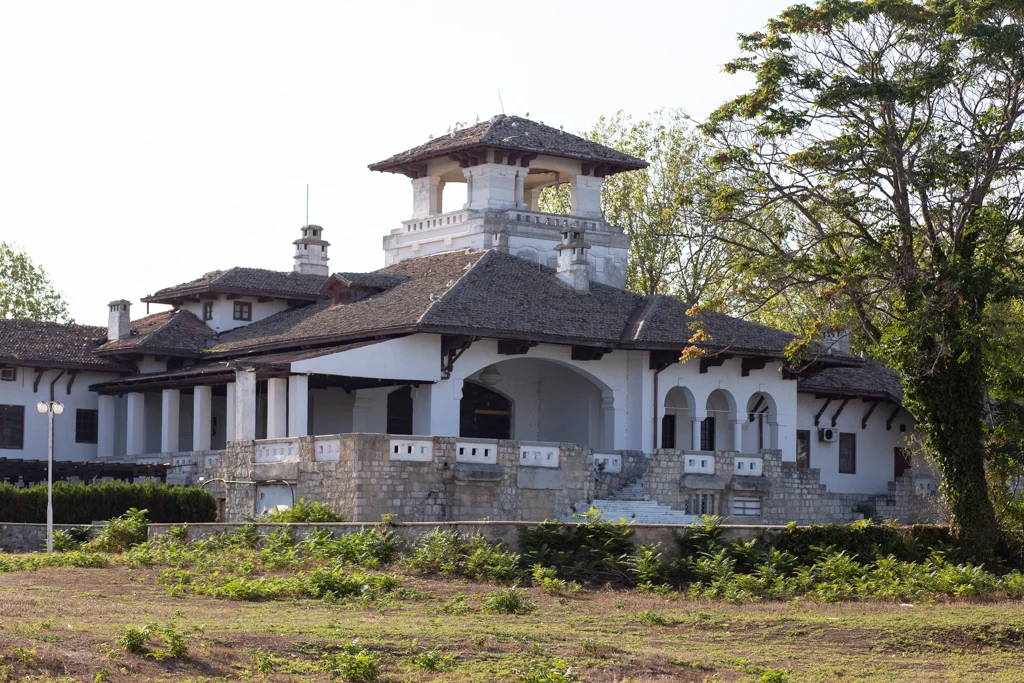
310,387,354,435
0,367,120,461
656,358,798,461
181,296,291,333
136,356,168,374
796,393,915,494
292,334,442,382
508,235,628,289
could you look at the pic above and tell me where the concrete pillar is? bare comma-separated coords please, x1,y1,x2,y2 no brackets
288,375,308,437
413,381,462,436
570,174,604,218
225,382,236,442
266,377,287,439
463,163,518,211
691,411,709,451
161,388,180,453
193,385,212,452
352,391,373,432
97,394,116,458
601,392,615,451
514,171,526,208
126,392,145,456
234,370,257,441
732,420,744,453
525,187,541,212
411,175,444,218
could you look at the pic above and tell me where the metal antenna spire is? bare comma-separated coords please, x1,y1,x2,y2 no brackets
305,184,309,225
497,89,505,115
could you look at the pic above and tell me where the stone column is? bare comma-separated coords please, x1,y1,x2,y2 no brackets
266,377,287,439
691,412,707,451
234,370,257,441
732,420,745,454
411,175,445,218
126,392,145,456
193,385,213,452
288,375,309,437
97,394,116,458
161,388,180,453
525,187,542,212
225,382,236,443
571,174,604,219
463,163,518,211
514,171,526,208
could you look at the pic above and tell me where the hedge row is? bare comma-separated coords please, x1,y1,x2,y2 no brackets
0,481,217,524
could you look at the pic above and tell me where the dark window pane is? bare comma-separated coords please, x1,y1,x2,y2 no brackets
0,404,25,450
700,417,715,451
796,430,810,469
661,414,676,449
839,432,856,474
76,409,99,444
386,386,413,435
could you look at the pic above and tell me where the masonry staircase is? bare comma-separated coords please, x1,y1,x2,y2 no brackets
570,478,698,525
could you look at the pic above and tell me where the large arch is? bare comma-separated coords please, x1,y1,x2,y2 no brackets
662,385,696,449
460,381,512,439
743,391,779,452
705,388,738,451
462,357,612,448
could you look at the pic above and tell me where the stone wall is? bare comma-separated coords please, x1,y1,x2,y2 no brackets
0,524,98,553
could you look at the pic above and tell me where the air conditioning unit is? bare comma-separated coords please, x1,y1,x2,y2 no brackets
0,367,15,381
818,427,839,443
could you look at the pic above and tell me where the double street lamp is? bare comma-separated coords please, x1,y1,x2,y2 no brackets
36,400,64,553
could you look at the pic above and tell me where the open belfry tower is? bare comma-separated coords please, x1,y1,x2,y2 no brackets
369,115,647,289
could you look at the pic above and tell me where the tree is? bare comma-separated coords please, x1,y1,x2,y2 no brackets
0,242,73,323
541,110,736,304
703,0,1024,553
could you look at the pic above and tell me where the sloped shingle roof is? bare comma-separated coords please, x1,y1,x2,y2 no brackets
799,359,904,402
143,267,327,304
369,115,648,174
97,310,216,356
0,320,125,370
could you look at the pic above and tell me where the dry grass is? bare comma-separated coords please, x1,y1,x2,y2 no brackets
1,563,1024,682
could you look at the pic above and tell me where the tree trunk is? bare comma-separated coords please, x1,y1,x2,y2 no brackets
907,350,1001,558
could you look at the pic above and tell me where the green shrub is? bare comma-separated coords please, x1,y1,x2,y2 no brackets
405,529,523,582
531,564,582,595
263,498,344,522
514,662,579,683
483,588,535,614
320,642,379,681
51,527,90,552
0,481,216,524
415,649,455,672
86,508,149,553
519,510,635,582
116,624,152,653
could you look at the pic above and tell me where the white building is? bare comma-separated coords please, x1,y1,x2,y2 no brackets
0,115,928,519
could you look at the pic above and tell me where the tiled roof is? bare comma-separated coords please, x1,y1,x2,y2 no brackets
0,320,125,371
329,272,409,290
143,267,327,304
369,115,648,174
97,310,216,356
798,359,904,402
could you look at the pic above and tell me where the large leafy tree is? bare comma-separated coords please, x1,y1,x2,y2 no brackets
541,110,735,304
704,0,1024,553
0,242,73,323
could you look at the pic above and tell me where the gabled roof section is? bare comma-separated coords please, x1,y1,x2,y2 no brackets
798,359,904,403
143,267,328,305
97,310,217,356
325,272,409,291
369,115,648,176
0,320,126,371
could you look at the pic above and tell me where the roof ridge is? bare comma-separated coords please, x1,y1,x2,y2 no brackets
622,294,665,343
415,250,488,325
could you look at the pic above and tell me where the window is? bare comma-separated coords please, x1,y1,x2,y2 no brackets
661,414,676,449
232,301,252,321
894,447,911,479
0,367,15,381
839,432,856,474
700,417,716,451
0,405,25,450
796,430,810,469
75,409,99,444
684,492,716,515
732,496,762,516
202,301,214,321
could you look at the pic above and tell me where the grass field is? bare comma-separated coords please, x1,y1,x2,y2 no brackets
2,561,1024,682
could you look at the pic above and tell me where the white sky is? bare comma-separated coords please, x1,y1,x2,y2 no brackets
0,0,792,325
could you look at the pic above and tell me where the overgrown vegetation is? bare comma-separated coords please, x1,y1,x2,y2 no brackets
262,498,345,523
0,481,216,524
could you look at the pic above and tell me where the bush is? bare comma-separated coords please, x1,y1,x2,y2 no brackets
483,588,535,614
51,526,90,552
262,498,344,523
86,508,150,553
320,642,379,681
405,529,524,582
0,481,216,524
519,510,635,582
116,624,152,654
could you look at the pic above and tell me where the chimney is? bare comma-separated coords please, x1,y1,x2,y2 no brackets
293,224,330,276
107,300,131,341
554,226,591,294
821,328,851,355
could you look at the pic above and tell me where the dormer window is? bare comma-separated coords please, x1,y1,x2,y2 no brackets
233,301,252,321
202,302,214,321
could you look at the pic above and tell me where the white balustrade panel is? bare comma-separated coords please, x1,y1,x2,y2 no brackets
593,452,622,473
683,452,715,474
255,439,298,463
734,457,763,476
520,445,559,468
171,454,194,472
456,441,497,465
204,454,221,469
389,439,433,462
314,437,342,462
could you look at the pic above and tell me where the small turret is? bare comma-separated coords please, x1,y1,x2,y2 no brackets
107,300,131,341
293,225,330,276
554,227,590,294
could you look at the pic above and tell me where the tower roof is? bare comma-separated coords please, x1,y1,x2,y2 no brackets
369,115,648,177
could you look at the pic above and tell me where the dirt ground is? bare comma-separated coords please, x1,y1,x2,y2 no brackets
1,565,1024,682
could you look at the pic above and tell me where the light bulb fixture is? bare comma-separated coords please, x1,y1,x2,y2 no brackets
52,402,64,415
37,401,48,414
479,365,502,387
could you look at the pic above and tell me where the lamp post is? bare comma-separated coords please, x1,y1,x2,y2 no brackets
36,400,64,553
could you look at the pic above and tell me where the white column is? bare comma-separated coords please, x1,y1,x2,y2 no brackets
570,174,604,218
193,385,212,452
161,388,180,453
97,394,116,458
601,392,615,451
352,391,373,432
288,375,309,437
126,392,145,456
234,370,257,441
514,171,526,208
413,381,462,436
732,420,744,453
225,382,236,443
691,411,707,451
266,377,288,439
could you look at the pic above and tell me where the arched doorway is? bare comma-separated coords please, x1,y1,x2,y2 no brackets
460,382,512,439
705,389,737,451
386,386,413,435
744,391,777,452
662,386,696,449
